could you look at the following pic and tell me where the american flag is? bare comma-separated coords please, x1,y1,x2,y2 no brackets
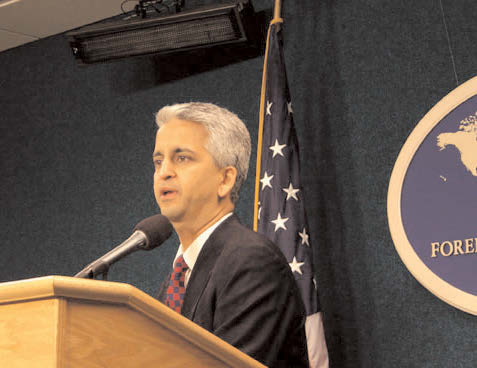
253,19,329,368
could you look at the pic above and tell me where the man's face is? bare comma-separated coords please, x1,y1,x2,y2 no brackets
153,118,224,226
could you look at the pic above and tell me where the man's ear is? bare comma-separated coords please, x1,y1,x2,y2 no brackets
218,166,237,199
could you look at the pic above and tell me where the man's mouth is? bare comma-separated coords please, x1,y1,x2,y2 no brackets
160,188,177,200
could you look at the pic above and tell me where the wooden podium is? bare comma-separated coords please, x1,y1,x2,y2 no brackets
0,276,265,367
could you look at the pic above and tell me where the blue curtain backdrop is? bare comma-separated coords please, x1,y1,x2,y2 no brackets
1,0,476,366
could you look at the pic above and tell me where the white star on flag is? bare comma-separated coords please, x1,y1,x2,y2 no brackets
260,172,274,190
287,101,293,114
298,227,310,246
289,256,305,275
266,101,273,115
283,183,300,201
271,212,288,232
269,139,286,158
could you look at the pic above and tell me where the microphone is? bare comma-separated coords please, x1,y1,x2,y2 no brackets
75,214,173,279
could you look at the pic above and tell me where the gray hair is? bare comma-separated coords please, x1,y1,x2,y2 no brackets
155,102,251,203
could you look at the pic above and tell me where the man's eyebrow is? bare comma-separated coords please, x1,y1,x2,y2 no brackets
153,147,195,158
174,148,195,154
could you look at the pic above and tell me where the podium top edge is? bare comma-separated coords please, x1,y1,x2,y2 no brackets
0,275,136,305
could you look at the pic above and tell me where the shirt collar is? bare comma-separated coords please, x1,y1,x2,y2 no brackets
174,212,233,271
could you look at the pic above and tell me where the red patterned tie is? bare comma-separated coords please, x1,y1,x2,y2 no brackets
165,255,189,313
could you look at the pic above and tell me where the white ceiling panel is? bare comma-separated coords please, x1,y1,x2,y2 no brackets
0,0,126,52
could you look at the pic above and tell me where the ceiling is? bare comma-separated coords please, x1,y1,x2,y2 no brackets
0,0,130,53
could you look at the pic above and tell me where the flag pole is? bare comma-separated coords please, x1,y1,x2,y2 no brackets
253,0,284,231
273,0,282,20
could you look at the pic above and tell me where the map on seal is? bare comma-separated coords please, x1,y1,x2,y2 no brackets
388,76,477,315
437,116,477,176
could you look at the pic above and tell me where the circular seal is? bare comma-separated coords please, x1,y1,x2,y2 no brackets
388,76,477,315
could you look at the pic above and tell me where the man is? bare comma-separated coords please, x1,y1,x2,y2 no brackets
153,102,309,367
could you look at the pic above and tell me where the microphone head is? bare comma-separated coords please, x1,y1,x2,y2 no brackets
134,214,173,250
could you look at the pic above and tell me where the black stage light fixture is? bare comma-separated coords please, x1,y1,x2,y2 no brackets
66,1,259,64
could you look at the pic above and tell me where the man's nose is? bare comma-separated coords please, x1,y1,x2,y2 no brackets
158,159,175,179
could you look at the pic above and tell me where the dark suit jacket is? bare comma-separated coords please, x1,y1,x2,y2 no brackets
159,215,309,367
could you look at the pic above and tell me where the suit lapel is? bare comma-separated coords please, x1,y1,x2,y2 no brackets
181,215,239,320
157,272,171,303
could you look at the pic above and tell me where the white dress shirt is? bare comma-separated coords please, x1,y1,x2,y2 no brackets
172,212,233,287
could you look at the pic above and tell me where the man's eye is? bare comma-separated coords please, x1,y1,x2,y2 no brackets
153,159,162,166
177,155,189,162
